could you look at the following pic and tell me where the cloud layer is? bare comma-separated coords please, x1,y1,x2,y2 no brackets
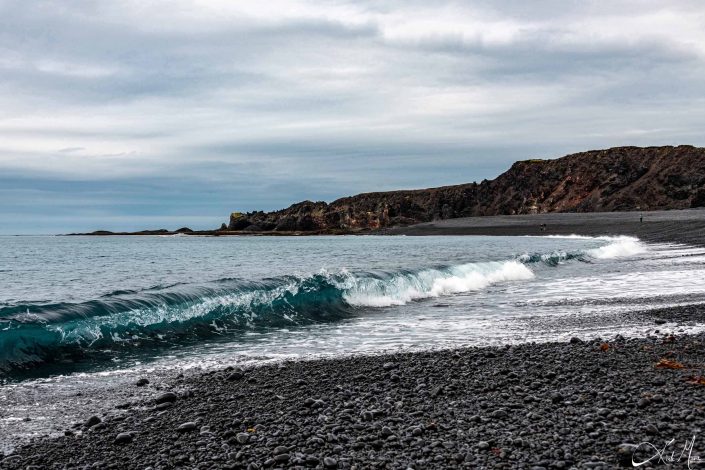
2,0,705,233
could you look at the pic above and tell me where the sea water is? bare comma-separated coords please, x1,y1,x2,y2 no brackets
1,234,705,449
1,234,704,378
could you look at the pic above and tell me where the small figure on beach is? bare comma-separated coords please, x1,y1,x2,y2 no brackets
640,214,643,223
540,223,547,232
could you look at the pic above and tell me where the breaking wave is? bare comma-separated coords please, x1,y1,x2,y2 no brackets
587,237,646,259
0,237,645,374
542,235,647,259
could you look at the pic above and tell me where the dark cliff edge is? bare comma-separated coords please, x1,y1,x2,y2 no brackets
68,145,705,236
226,145,705,233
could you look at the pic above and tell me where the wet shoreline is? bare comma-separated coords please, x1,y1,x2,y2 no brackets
2,211,705,468
4,303,705,469
386,208,705,247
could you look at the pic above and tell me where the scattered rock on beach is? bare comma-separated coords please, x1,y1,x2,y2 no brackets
84,415,101,427
10,319,705,469
616,443,637,467
636,397,651,408
644,423,659,435
177,422,197,432
226,371,243,381
272,446,288,455
154,392,177,404
114,433,133,445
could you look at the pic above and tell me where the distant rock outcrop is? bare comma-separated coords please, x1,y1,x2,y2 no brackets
227,145,705,232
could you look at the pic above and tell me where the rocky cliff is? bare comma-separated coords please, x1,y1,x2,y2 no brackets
227,145,705,232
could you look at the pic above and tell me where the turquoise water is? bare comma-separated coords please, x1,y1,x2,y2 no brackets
1,234,705,380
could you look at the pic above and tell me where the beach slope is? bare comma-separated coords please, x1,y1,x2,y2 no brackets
5,306,705,469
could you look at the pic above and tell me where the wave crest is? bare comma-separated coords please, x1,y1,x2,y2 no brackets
587,237,646,259
342,260,534,307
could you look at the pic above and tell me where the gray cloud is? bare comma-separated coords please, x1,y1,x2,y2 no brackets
1,0,705,233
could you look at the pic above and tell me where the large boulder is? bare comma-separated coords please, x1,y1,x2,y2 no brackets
229,212,251,230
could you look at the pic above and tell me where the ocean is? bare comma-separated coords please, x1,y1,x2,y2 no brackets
3,233,705,378
1,234,705,449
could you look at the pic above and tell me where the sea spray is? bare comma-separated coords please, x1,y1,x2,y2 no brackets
587,237,646,259
341,260,534,307
538,235,647,259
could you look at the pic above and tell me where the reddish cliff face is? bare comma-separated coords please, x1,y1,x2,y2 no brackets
228,145,705,232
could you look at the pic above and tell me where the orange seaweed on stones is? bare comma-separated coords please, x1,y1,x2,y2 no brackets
599,343,609,352
686,375,705,386
655,358,685,369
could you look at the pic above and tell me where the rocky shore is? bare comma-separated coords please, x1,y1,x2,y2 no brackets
220,146,705,234
67,207,705,247
68,146,705,237
3,303,705,469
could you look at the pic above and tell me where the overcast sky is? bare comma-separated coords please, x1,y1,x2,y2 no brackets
2,1,705,233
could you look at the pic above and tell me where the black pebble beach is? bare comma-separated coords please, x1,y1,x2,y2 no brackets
3,304,705,469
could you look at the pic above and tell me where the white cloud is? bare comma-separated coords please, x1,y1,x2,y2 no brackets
1,0,705,232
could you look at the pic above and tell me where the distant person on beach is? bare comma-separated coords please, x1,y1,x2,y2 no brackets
640,214,643,223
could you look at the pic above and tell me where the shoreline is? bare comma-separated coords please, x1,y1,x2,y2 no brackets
3,212,705,468
64,208,705,247
5,303,705,469
384,208,705,247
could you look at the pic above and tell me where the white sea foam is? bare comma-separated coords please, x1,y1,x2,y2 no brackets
338,235,647,308
542,234,597,239
587,236,646,259
540,234,648,259
342,260,534,307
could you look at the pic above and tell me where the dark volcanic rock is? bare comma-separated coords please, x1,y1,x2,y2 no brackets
84,415,101,428
154,392,177,404
227,146,705,232
114,433,133,445
226,370,244,381
176,422,197,432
